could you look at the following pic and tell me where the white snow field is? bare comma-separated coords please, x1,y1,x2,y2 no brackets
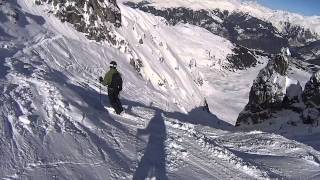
0,0,320,179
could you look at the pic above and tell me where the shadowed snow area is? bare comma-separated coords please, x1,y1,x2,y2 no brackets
0,0,320,179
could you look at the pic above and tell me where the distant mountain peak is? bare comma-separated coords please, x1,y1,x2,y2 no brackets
122,0,320,36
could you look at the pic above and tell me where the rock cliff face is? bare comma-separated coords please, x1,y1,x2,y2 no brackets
302,70,320,124
35,0,121,42
303,71,320,106
225,45,259,70
236,49,292,126
236,53,320,126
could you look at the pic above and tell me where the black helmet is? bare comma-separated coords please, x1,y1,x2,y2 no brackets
110,61,117,68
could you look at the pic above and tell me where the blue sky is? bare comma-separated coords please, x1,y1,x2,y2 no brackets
256,0,320,16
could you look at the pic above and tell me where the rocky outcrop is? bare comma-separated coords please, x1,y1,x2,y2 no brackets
236,50,292,126
35,0,121,43
302,70,320,124
226,46,261,70
237,51,320,126
303,70,320,106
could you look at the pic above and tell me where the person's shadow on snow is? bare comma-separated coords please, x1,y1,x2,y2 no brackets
133,109,169,180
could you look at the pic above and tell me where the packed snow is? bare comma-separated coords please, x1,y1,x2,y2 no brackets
0,0,320,179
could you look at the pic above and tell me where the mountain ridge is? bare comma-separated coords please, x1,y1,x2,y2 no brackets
120,0,320,37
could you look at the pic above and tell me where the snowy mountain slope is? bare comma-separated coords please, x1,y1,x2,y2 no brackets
1,0,320,179
124,1,288,53
121,0,320,37
116,3,274,123
121,0,320,73
116,2,314,124
122,1,320,57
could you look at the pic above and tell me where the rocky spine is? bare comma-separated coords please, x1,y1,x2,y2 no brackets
35,0,121,43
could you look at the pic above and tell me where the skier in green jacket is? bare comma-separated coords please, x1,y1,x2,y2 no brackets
99,61,123,114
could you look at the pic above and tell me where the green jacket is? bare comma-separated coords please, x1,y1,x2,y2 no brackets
103,68,122,91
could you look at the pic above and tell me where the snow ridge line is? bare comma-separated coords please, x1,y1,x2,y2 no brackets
165,119,276,179
218,131,320,166
195,134,278,179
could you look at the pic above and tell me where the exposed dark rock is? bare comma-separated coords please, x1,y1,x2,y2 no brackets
202,99,210,113
35,0,121,43
302,71,320,124
138,38,143,44
237,61,320,126
308,58,320,66
130,58,143,73
302,107,319,124
195,76,204,86
272,54,289,76
236,51,290,126
159,57,164,63
226,45,258,70
302,70,320,107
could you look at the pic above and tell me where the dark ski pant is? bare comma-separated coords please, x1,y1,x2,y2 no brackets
108,88,123,114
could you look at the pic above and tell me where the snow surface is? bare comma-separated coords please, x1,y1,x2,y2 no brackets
0,0,320,179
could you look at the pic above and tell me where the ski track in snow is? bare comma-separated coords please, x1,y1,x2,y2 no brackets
0,0,320,179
